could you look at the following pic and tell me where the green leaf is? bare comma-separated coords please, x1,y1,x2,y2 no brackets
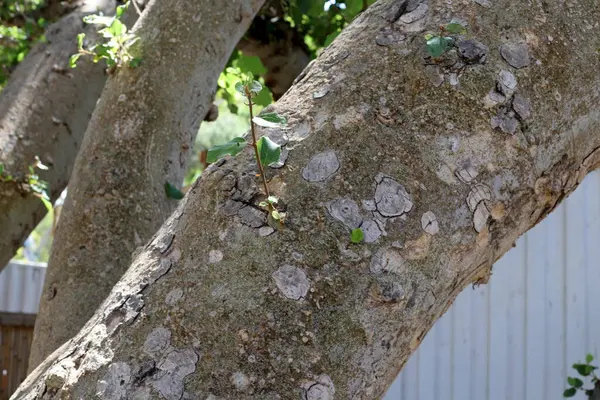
164,182,184,200
271,210,281,220
77,32,85,49
256,136,281,167
249,80,262,94
267,196,278,204
563,388,577,398
235,82,245,94
129,57,142,68
351,228,364,244
235,54,267,76
445,22,467,35
103,19,127,38
254,112,287,127
69,53,81,68
586,365,597,375
206,137,247,163
83,15,115,26
0,164,3,176
424,33,434,40
567,377,584,388
259,201,268,208
573,364,591,376
40,195,53,212
587,354,594,364
426,36,450,57
116,1,129,18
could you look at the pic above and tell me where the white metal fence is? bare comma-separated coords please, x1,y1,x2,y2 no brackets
385,171,600,400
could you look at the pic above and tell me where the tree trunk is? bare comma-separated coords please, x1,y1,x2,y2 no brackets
28,0,265,371
0,0,114,273
15,0,600,398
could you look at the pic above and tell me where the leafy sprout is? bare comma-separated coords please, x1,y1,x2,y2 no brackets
70,1,141,72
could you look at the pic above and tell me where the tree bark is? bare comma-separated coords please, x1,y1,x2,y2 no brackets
15,0,600,398
28,0,265,371
0,0,114,273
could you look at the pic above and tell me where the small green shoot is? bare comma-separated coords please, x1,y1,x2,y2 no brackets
70,1,141,72
424,22,466,58
350,228,364,244
165,181,184,200
207,73,287,223
1,156,52,211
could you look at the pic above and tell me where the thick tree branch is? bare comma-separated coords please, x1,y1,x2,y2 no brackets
0,0,114,273
14,0,600,398
28,0,265,371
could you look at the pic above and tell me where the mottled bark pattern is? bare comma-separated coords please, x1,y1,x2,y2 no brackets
15,0,600,398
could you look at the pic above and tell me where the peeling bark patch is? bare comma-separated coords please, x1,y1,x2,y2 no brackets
238,206,267,228
499,42,531,69
483,90,506,108
457,39,488,64
375,26,406,46
424,65,444,87
421,211,439,235
313,86,330,99
512,94,531,120
360,219,384,243
302,151,340,182
165,288,184,306
466,184,492,211
374,174,413,217
272,265,310,300
151,349,198,400
303,374,335,400
326,197,362,229
370,248,406,275
144,327,172,357
473,201,491,232
231,371,250,391
497,70,517,96
96,362,131,399
258,226,275,237
399,2,427,23
473,0,492,7
455,165,478,183
208,250,223,264
491,111,519,134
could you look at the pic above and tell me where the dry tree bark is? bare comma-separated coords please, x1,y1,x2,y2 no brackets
28,0,265,370
15,0,600,398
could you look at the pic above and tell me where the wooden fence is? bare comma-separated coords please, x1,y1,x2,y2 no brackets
0,314,35,400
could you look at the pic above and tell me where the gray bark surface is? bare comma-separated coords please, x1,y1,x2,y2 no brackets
0,0,114,272
15,0,600,398
28,0,265,370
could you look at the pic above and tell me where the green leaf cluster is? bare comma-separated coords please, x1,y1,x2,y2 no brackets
424,22,466,58
70,1,141,71
563,354,598,397
0,0,47,89
0,156,51,211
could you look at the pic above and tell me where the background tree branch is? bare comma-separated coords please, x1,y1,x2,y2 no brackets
28,0,266,371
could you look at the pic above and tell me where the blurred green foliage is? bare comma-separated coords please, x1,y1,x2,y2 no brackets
0,0,48,89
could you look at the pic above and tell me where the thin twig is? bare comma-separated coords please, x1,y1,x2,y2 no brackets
131,0,142,16
245,89,270,198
